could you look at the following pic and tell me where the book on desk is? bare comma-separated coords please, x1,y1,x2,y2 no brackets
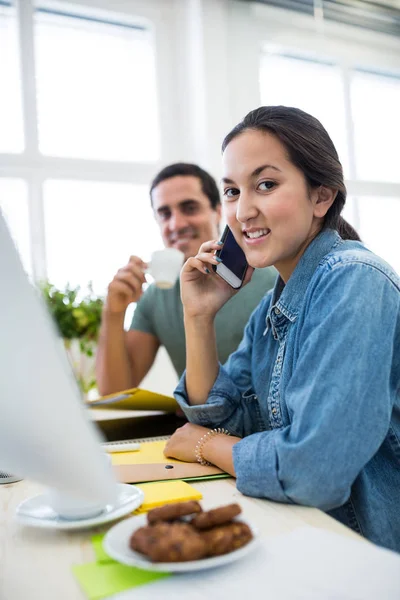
104,436,231,484
87,388,178,413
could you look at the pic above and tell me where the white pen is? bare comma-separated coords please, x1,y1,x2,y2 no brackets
102,442,141,453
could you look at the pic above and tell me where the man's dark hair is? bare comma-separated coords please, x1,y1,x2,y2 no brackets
150,163,220,209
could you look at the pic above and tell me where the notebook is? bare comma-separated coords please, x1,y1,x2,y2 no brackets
133,480,203,513
87,388,178,413
110,437,230,483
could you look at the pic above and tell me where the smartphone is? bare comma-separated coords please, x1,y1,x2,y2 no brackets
213,225,248,289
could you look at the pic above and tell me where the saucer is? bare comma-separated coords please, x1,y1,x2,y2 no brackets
15,483,144,530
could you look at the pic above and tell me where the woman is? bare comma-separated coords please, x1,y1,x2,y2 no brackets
164,106,400,552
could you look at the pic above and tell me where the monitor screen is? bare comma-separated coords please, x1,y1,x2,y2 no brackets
0,209,117,505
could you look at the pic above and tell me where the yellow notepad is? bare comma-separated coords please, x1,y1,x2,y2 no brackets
86,388,178,412
111,440,179,466
134,480,202,513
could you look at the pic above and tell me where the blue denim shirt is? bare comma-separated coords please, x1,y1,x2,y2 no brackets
175,229,400,552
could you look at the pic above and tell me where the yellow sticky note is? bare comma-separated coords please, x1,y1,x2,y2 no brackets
134,480,202,513
111,440,179,466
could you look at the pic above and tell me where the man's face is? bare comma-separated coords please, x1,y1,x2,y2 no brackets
152,175,221,260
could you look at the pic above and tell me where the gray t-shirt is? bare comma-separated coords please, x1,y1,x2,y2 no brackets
130,268,277,377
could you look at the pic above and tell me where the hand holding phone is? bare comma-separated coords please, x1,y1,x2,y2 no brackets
213,225,248,289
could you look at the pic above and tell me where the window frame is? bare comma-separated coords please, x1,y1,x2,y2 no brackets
0,0,180,281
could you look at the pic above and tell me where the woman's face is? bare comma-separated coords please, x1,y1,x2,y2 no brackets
222,129,330,282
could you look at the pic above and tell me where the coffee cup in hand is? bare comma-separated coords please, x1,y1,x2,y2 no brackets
146,248,184,289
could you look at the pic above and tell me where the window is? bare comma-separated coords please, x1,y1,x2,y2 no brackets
344,196,400,275
0,1,166,292
43,180,163,295
351,70,400,183
260,36,400,276
34,9,160,162
0,1,24,153
260,52,349,175
0,178,31,274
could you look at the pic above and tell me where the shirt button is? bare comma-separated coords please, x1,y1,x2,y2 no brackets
272,408,277,415
274,307,281,315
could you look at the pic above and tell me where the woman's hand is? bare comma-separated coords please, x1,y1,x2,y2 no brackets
180,239,254,319
163,423,211,463
164,422,241,476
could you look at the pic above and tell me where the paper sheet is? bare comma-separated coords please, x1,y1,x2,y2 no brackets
105,526,400,600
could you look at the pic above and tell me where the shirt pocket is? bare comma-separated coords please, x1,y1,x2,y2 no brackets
242,387,269,434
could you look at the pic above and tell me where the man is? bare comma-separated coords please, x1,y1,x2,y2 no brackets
96,163,276,395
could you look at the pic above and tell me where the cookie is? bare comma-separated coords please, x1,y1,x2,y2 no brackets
146,522,208,562
147,500,202,524
202,521,253,556
191,503,242,530
129,522,170,555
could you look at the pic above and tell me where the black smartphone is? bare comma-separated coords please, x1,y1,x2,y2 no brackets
213,225,248,289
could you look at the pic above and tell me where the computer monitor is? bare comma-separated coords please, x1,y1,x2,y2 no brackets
0,209,117,507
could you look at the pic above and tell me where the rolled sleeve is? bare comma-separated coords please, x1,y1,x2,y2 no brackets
174,365,244,434
233,432,290,503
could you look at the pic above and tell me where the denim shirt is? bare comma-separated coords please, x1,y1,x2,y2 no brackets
175,229,400,552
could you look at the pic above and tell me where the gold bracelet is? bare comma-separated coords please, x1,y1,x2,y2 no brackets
195,428,230,466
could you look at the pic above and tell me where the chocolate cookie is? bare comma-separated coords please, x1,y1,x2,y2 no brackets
147,500,202,524
129,522,170,555
191,503,242,530
202,521,253,556
146,522,208,562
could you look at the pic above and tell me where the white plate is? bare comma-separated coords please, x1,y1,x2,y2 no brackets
104,513,259,572
15,483,144,530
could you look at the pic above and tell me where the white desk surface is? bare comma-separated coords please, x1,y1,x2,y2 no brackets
0,477,362,600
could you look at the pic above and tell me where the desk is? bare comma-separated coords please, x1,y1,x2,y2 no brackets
0,477,362,600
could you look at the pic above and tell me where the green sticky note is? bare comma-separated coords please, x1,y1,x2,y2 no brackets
91,533,112,564
72,562,170,600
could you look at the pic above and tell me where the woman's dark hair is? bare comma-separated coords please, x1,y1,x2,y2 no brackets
150,162,220,210
222,106,360,241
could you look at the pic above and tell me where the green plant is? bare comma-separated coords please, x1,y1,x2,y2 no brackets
40,281,104,344
39,282,104,394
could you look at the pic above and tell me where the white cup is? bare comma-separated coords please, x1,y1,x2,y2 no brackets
48,488,105,520
146,248,184,289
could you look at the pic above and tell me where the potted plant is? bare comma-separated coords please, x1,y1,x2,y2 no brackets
40,281,104,397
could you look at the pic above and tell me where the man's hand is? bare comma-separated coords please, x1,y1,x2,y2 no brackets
104,256,147,316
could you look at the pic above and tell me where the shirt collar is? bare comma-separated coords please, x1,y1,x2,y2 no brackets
268,228,343,325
